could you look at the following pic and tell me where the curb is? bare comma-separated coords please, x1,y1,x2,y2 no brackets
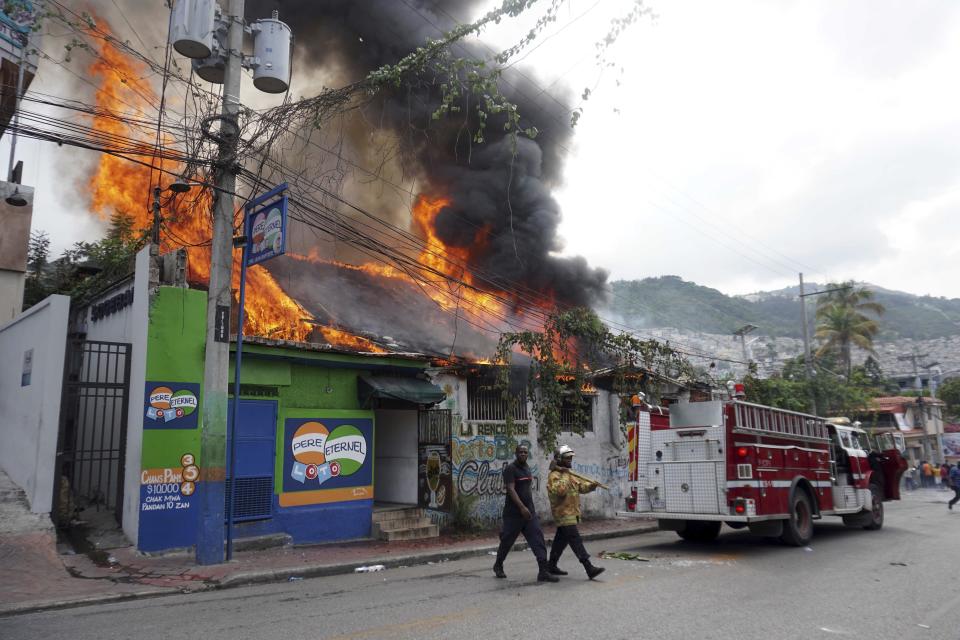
0,588,174,618
2,521,659,616
215,522,660,588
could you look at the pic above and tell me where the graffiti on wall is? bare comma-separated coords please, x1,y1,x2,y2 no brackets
572,456,629,511
452,434,538,522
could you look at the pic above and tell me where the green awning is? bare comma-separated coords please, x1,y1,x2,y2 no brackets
358,375,446,407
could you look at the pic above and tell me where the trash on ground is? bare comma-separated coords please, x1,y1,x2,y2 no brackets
288,576,303,581
487,551,498,556
354,564,386,573
599,551,649,562
917,624,930,629
889,562,908,567
107,556,118,564
803,547,813,552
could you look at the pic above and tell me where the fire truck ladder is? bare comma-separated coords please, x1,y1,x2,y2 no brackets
731,401,830,444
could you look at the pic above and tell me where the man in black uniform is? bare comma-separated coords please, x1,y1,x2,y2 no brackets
492,444,558,582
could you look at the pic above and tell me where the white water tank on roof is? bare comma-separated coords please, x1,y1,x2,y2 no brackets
170,0,217,59
252,13,292,94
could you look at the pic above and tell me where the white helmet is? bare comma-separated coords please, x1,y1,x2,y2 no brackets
555,444,575,461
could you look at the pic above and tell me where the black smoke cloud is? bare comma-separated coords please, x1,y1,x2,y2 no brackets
248,0,609,308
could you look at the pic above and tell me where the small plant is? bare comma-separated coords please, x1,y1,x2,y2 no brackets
446,492,480,535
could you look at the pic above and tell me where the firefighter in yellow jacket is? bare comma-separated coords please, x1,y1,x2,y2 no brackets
546,445,605,579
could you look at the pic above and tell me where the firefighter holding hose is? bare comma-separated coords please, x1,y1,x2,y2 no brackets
546,445,605,579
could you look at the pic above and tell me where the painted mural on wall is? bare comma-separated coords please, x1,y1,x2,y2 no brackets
452,429,537,522
418,445,453,512
280,417,373,507
943,433,960,457
138,381,202,551
572,457,628,508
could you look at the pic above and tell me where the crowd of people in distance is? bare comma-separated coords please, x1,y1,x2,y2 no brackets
904,460,960,509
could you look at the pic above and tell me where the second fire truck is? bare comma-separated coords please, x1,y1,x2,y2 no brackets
622,394,907,546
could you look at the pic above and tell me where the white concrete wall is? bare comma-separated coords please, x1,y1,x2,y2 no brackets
434,369,628,525
0,294,69,513
120,248,150,542
562,391,629,519
373,409,418,504
0,269,25,323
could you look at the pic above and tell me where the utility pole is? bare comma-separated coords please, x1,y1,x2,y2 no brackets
197,0,244,566
733,324,757,372
898,351,929,394
798,273,815,414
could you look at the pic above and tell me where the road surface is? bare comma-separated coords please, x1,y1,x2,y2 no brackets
3,489,957,640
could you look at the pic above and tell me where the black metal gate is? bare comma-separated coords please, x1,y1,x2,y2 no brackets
54,340,132,524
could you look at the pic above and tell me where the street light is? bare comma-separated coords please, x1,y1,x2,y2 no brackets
152,180,202,244
5,187,27,207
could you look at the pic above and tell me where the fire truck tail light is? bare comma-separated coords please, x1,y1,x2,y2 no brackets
736,447,749,457
732,497,755,516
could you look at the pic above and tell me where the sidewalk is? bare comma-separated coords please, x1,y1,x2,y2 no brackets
1,487,657,617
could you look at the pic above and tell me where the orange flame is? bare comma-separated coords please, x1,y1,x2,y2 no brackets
411,195,507,318
84,21,378,350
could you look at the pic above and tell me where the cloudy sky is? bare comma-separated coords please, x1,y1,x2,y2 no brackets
10,0,960,299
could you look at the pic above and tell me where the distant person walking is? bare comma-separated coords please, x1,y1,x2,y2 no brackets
922,461,933,488
904,466,916,491
492,444,558,582
948,465,960,510
941,464,950,491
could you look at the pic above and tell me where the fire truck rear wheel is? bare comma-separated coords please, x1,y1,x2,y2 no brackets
677,520,721,542
780,491,814,546
863,482,884,530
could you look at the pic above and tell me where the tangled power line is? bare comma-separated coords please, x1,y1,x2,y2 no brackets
25,2,762,371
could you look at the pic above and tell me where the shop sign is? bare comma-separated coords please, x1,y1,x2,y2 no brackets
144,381,200,429
281,418,373,505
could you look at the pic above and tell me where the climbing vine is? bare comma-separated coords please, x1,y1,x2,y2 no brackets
494,307,696,453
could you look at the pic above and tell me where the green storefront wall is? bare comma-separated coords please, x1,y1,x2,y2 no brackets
137,286,432,550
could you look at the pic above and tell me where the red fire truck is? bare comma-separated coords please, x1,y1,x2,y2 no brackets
622,398,907,546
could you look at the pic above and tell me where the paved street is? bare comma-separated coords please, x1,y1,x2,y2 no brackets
3,490,958,640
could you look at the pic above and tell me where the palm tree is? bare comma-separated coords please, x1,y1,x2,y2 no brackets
814,281,884,378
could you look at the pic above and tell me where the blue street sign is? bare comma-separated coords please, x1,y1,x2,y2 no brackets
227,183,288,562
245,195,288,266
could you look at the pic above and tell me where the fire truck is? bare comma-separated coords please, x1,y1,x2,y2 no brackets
622,397,907,546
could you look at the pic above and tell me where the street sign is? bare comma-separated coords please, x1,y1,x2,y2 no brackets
227,183,288,562
245,195,287,266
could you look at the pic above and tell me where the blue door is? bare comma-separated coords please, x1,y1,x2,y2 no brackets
226,399,277,522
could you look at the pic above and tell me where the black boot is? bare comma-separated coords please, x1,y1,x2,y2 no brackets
493,562,506,579
583,560,605,580
547,553,568,575
537,560,560,582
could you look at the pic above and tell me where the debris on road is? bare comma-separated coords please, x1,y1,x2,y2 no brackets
599,551,649,562
354,564,386,573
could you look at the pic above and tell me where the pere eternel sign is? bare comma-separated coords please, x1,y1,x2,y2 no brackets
91,288,134,322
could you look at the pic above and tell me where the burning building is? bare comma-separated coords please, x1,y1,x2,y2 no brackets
14,2,665,553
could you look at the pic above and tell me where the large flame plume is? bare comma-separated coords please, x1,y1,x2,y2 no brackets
85,22,333,346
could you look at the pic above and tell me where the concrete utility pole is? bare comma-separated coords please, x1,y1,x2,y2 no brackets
898,352,929,395
197,0,244,566
798,273,815,414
